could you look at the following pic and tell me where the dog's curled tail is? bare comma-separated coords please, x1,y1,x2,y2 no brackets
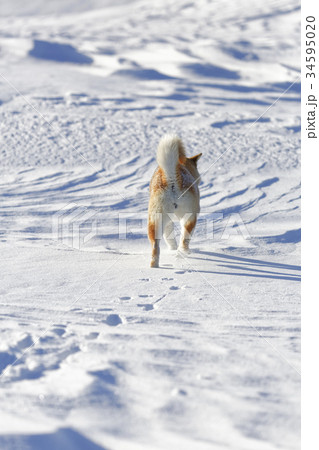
156,134,186,180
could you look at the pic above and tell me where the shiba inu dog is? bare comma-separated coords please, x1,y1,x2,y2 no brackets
148,135,202,268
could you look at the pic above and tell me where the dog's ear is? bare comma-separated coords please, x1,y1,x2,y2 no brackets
188,153,202,164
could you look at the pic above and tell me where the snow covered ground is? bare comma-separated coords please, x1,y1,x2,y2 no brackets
0,0,300,449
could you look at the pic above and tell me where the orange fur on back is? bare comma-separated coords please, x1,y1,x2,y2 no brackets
149,167,167,194
177,140,187,165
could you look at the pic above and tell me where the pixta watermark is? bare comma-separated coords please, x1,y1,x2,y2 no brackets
52,204,250,249
52,203,98,250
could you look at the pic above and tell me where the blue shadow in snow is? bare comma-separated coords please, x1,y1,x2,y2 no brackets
114,68,175,80
263,229,301,244
213,193,266,216
188,250,300,281
286,125,301,133
182,63,241,80
0,351,16,373
219,98,271,106
89,368,117,385
271,81,301,94
256,177,279,188
211,117,270,129
29,40,93,64
222,46,259,61
0,428,108,450
193,82,273,93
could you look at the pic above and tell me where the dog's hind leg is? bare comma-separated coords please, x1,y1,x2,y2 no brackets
179,214,197,253
164,219,177,250
148,215,162,268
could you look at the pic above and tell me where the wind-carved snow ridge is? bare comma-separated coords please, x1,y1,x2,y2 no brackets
0,0,300,449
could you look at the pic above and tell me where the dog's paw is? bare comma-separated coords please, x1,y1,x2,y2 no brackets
150,259,159,268
164,238,177,250
177,246,190,256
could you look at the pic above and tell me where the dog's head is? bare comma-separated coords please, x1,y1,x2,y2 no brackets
185,153,202,185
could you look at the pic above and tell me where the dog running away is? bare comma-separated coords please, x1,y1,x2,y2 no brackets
148,134,202,268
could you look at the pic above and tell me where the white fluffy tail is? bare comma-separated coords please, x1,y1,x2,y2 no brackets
156,135,186,181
